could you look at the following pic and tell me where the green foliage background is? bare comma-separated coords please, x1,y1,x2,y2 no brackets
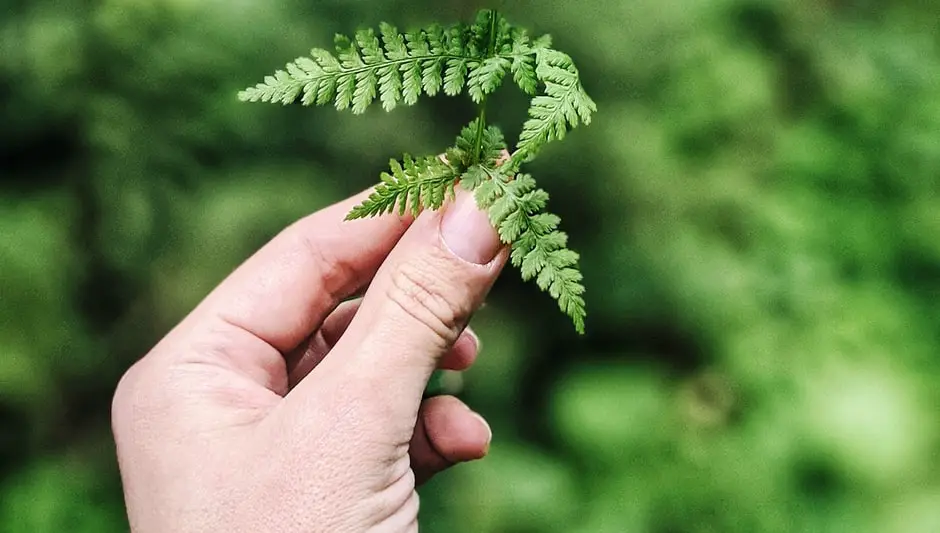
2,0,939,531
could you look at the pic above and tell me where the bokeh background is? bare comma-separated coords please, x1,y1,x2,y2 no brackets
3,0,940,531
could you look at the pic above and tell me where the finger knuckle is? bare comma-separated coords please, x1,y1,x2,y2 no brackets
111,359,148,432
386,254,469,345
110,352,189,434
279,218,361,304
295,229,351,299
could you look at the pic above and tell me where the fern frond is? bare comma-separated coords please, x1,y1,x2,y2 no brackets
467,166,586,333
346,155,459,219
509,30,538,95
239,11,541,114
446,118,507,170
512,48,597,165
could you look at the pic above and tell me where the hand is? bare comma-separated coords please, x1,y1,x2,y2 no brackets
111,186,507,532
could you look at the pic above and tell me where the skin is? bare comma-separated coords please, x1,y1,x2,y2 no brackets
111,183,507,532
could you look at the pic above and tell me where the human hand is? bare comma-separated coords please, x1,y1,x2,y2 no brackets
111,185,507,532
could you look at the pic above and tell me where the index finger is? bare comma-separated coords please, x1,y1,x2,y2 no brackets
181,187,414,354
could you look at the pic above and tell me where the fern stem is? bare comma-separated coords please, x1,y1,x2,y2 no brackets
485,10,500,62
472,105,487,164
315,53,526,79
471,10,501,165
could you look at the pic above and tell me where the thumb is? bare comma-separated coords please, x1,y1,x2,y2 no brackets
307,189,506,410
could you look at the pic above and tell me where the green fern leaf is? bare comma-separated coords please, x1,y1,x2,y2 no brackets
356,30,384,64
512,48,597,164
460,165,489,191
511,54,537,95
447,118,507,169
346,155,459,220
239,9,546,114
443,58,469,96
468,56,510,102
469,9,495,56
405,29,429,55
377,63,402,111
463,167,586,333
509,29,539,95
480,124,508,164
380,23,409,60
335,34,364,69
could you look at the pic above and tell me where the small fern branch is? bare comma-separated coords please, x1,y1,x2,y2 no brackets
239,11,540,113
511,48,597,166
466,166,586,333
348,117,507,222
345,155,459,220
446,117,508,171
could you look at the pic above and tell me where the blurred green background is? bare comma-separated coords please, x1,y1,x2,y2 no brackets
3,0,940,531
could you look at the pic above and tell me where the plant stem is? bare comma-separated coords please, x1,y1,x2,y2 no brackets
471,104,487,164
471,9,500,164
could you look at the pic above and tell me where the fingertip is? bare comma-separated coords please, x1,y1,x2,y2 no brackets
438,328,480,371
465,409,492,457
465,327,481,353
440,190,504,265
423,396,491,462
